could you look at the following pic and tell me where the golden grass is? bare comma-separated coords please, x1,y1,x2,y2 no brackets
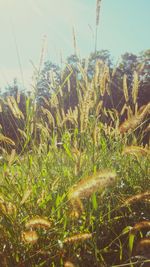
0,133,15,146
20,189,32,205
122,146,150,156
132,71,139,105
131,221,150,234
119,103,150,134
7,96,24,120
69,209,80,219
0,197,16,216
7,149,16,166
99,64,110,96
25,217,51,229
21,230,39,244
96,0,102,26
122,191,150,206
69,197,84,219
64,261,76,267
41,107,55,128
68,170,117,200
64,233,92,244
123,74,129,102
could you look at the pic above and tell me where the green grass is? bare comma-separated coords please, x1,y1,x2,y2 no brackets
0,127,149,266
0,56,149,266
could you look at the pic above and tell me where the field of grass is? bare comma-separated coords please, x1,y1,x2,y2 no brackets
0,58,150,267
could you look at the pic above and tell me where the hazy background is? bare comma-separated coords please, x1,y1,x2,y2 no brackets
0,0,149,88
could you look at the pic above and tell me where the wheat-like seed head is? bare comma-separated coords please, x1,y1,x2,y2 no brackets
131,221,150,234
64,261,76,267
68,170,117,200
69,192,84,218
119,103,150,134
92,124,101,146
81,67,89,88
69,197,84,218
132,71,139,105
96,100,103,116
8,149,16,166
69,209,80,219
36,123,50,138
0,199,16,216
25,217,51,229
127,105,134,119
123,74,129,102
61,107,78,127
122,146,150,156
41,107,55,128
96,0,102,26
120,103,128,116
79,86,94,132
122,192,150,206
64,233,92,244
20,189,32,205
99,65,110,96
21,230,38,244
0,134,15,146
7,96,24,119
94,60,101,86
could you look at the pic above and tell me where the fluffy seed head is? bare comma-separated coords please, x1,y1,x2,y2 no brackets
21,230,38,244
131,221,150,234
64,233,92,244
25,217,51,229
68,170,117,200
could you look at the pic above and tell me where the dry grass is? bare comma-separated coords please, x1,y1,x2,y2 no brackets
68,170,117,200
0,197,16,216
25,217,51,229
64,233,92,244
64,261,76,267
96,0,102,26
123,74,129,102
119,102,150,134
131,221,150,234
7,96,24,119
122,146,150,156
21,230,39,244
122,191,150,206
132,71,139,105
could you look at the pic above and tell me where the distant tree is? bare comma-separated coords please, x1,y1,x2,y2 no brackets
60,54,80,112
119,53,138,76
138,49,150,106
36,61,61,103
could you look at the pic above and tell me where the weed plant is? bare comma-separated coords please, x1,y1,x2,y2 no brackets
0,57,149,267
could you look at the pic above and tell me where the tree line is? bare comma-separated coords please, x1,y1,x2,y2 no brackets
0,49,149,151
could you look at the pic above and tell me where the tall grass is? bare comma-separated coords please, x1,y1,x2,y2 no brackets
0,50,149,266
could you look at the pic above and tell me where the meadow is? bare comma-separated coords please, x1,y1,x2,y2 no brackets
0,52,149,267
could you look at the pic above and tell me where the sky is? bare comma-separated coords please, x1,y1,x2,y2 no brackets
0,0,149,89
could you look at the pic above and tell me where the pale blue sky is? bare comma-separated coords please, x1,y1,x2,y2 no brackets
0,0,149,88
